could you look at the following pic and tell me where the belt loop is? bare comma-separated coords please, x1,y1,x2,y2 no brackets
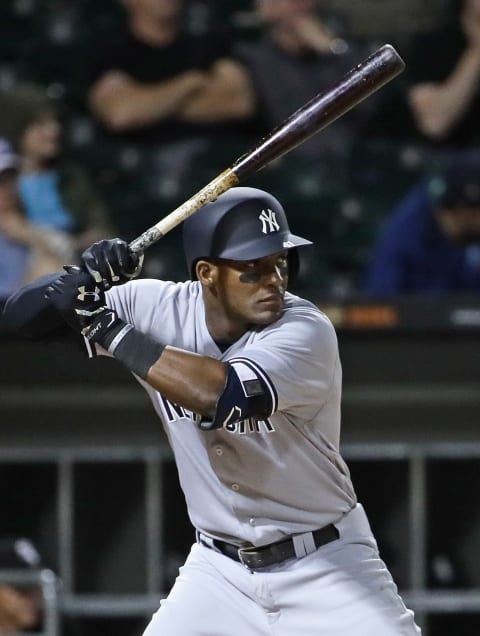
292,532,316,558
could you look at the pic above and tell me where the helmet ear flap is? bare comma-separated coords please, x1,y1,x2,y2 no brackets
191,259,199,280
287,248,299,284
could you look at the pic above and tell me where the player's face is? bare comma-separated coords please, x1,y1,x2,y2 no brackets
208,251,289,336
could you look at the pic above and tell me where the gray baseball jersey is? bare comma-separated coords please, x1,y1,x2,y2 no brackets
102,278,357,545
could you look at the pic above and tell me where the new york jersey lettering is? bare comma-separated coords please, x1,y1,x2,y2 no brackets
224,417,275,434
160,396,201,425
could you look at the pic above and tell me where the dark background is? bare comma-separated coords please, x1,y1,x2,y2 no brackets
1,2,480,635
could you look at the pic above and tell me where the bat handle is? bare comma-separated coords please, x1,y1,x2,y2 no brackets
129,227,163,255
128,169,239,254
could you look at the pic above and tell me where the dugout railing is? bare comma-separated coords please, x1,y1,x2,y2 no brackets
0,567,59,636
1,439,480,636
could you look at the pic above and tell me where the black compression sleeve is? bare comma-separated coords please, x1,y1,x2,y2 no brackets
1,273,69,339
81,310,166,379
110,328,165,379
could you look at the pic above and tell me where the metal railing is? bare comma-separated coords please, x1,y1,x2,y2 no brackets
0,568,59,636
1,442,480,636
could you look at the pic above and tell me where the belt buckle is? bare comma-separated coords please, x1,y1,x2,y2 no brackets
237,545,271,570
237,547,253,570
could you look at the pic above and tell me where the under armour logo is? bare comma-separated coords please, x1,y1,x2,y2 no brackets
258,208,280,234
77,286,101,302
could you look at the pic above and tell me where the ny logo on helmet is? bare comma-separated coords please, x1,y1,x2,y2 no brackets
258,208,280,234
77,286,101,302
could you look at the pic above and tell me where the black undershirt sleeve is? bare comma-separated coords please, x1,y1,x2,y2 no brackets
1,273,71,341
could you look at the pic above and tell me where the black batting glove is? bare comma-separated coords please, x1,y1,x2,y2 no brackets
44,267,130,349
44,268,107,334
82,238,144,290
45,265,167,379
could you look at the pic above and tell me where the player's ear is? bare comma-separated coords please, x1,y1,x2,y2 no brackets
196,260,217,286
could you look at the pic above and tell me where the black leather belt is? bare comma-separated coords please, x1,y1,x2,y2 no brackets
200,524,339,570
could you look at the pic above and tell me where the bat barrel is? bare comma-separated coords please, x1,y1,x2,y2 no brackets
128,44,405,254
232,44,405,180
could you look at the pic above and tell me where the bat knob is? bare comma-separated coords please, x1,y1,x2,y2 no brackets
63,265,84,274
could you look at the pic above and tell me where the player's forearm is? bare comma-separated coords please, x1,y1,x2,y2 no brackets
408,46,480,138
89,71,206,131
145,347,227,417
84,310,227,416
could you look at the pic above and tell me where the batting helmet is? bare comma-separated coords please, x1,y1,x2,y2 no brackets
182,187,312,279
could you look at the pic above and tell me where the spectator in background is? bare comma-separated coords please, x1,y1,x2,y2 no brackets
86,0,256,147
363,154,480,296
0,538,44,633
0,84,114,255
237,0,369,172
406,0,480,150
0,138,68,308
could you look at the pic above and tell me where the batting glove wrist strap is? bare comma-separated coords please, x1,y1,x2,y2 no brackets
81,308,127,348
83,310,165,380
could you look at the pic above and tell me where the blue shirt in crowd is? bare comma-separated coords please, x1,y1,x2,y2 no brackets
363,182,480,296
0,234,29,301
19,172,74,231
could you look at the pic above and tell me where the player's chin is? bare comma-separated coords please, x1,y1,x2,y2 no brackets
251,305,284,325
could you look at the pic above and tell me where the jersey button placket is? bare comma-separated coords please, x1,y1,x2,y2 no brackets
215,447,223,456
231,483,240,491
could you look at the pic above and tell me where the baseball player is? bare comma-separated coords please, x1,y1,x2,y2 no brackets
2,187,421,635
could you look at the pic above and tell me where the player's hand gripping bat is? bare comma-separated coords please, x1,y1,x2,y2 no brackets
128,44,405,256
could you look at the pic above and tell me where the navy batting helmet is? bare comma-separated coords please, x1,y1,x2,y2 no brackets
182,187,312,279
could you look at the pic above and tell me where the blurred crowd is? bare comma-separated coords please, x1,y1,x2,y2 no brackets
1,0,480,305
2,3,480,635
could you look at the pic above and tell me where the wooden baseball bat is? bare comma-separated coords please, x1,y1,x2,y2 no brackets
129,43,405,254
